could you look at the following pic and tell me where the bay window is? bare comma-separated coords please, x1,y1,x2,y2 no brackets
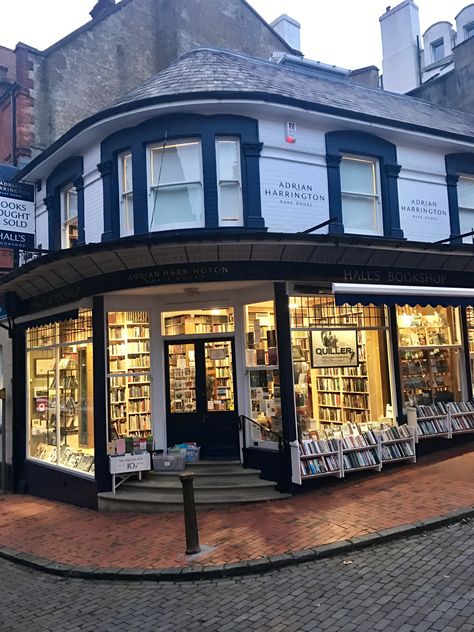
119,151,134,237
340,156,383,236
216,137,243,226
148,138,204,231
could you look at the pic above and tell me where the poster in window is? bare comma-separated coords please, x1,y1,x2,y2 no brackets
311,330,358,368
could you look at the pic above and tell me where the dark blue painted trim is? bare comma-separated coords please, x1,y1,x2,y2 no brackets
11,326,26,493
445,153,474,242
45,156,84,250
92,295,109,492
325,131,404,239
100,114,264,240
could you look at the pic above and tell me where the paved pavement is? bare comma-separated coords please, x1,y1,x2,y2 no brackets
0,520,472,632
0,443,472,573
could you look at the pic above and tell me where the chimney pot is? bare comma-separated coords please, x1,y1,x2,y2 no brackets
90,0,116,20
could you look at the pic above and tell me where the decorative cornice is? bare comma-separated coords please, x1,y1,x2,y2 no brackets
97,160,113,177
242,142,263,157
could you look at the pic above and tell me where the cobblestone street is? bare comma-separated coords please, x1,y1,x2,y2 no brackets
0,520,472,632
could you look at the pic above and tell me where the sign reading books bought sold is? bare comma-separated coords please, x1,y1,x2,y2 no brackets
311,330,358,368
0,180,35,249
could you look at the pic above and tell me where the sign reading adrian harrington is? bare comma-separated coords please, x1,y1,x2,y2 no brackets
0,180,35,249
311,330,358,368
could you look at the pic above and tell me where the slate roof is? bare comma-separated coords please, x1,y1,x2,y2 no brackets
112,48,474,141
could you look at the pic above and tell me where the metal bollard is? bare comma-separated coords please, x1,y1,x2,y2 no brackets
179,472,201,554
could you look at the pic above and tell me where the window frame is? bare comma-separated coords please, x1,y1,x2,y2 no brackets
340,155,383,237
118,151,134,237
146,137,205,232
215,136,244,227
431,38,445,63
60,183,79,249
45,156,84,250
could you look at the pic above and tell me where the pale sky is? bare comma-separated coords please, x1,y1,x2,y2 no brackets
1,0,470,69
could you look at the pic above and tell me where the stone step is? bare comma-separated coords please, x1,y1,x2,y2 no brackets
146,467,263,479
98,488,291,513
124,475,276,491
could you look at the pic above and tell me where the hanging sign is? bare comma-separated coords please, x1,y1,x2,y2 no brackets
311,330,358,368
0,180,35,249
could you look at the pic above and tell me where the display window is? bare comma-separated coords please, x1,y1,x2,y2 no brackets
289,296,392,438
396,305,464,409
27,310,95,475
107,311,151,438
162,308,234,336
245,301,281,443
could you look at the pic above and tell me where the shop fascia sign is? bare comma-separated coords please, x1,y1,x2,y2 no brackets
310,329,358,368
0,180,35,249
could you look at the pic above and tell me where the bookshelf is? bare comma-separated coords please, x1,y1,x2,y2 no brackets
163,309,234,336
107,312,151,437
407,401,474,439
379,425,416,464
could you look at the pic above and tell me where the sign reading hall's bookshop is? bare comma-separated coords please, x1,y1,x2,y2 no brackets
0,180,35,249
311,330,358,368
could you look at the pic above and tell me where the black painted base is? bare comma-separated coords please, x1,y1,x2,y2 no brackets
25,460,98,510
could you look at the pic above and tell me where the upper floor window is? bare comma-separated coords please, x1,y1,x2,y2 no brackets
61,184,78,248
216,137,243,226
119,152,134,237
465,22,474,40
148,138,204,232
431,38,445,62
458,175,474,243
340,156,382,236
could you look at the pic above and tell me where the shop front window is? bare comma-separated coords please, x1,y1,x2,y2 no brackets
162,308,234,336
245,301,281,444
27,310,94,475
148,138,204,231
107,311,151,438
396,305,463,409
290,296,392,437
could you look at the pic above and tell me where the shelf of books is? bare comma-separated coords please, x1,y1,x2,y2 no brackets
379,425,416,464
407,401,474,440
299,433,342,479
168,343,197,414
107,311,151,437
163,309,234,336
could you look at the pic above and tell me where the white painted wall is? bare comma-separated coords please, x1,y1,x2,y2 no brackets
258,118,329,233
35,197,49,250
82,144,103,244
456,5,474,43
397,145,451,242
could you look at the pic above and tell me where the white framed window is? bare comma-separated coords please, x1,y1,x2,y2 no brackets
216,137,243,226
147,138,204,232
431,38,445,62
61,184,78,249
119,152,134,237
340,155,383,236
458,175,474,243
465,22,474,40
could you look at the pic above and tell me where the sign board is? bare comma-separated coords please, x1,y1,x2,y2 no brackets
0,180,35,249
398,180,451,243
109,452,151,475
311,330,358,368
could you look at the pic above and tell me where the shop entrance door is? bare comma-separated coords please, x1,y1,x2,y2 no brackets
165,339,239,459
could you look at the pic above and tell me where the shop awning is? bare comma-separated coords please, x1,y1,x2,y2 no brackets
332,283,474,307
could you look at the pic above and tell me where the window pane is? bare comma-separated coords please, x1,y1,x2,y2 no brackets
150,184,204,229
432,39,445,62
216,139,241,181
459,208,474,242
218,183,242,222
122,154,133,192
152,140,201,185
342,194,382,234
340,158,376,195
121,193,134,237
168,344,196,414
205,340,234,412
66,188,78,220
458,177,474,209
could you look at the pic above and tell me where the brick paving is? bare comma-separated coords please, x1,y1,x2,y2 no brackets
0,443,472,570
0,521,472,631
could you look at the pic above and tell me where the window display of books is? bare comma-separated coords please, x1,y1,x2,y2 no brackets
449,401,474,433
34,443,95,474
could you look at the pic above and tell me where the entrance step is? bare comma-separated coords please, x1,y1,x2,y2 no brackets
98,460,291,513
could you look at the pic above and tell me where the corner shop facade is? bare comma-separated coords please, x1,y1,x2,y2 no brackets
2,231,474,508
4,48,474,507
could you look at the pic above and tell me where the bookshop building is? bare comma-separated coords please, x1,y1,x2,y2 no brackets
3,48,474,507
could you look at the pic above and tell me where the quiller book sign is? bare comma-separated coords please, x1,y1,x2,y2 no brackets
311,330,359,368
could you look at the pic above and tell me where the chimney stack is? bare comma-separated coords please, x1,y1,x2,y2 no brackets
271,14,301,52
90,0,116,20
380,1,421,93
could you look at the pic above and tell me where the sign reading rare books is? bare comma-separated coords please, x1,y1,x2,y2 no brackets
0,180,35,249
311,330,358,368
